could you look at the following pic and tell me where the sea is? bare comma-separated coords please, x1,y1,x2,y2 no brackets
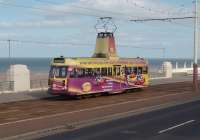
0,58,198,74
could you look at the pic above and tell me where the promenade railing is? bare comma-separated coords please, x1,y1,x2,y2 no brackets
0,81,14,92
30,79,48,89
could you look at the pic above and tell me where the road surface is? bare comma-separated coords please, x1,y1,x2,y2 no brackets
0,81,199,139
38,100,200,140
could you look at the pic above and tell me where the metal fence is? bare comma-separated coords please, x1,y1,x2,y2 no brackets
30,79,48,89
0,79,48,92
0,81,14,92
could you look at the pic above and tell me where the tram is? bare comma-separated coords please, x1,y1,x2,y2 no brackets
48,18,149,97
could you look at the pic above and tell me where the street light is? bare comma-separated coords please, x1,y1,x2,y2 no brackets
193,0,199,92
8,39,11,65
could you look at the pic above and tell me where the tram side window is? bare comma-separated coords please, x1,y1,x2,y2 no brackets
125,67,132,75
114,67,121,76
143,66,148,74
107,67,112,76
50,66,67,78
77,69,85,77
117,67,121,76
60,67,67,77
85,68,93,77
51,67,59,78
70,68,78,78
69,68,98,78
132,67,137,74
101,68,107,76
138,67,143,74
93,68,101,76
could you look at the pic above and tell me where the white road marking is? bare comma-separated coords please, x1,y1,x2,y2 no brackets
158,120,195,134
150,77,169,80
0,92,189,127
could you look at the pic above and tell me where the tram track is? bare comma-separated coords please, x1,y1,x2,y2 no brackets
0,81,199,139
0,91,190,127
0,81,197,124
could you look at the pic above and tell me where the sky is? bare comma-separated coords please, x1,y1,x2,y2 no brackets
0,0,198,59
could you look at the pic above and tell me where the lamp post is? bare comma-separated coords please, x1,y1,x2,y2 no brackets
193,0,199,92
8,39,11,64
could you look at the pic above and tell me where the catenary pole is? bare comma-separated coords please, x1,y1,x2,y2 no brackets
8,39,11,66
193,0,199,92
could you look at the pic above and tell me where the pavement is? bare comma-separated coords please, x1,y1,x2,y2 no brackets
0,89,51,104
150,74,200,85
38,99,200,140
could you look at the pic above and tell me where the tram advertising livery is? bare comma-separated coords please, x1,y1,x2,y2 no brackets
48,18,149,97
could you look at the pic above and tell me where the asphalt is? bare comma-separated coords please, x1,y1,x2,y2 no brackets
38,100,200,140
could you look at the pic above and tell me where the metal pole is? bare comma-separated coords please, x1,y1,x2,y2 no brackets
8,39,11,65
8,39,12,84
193,0,199,92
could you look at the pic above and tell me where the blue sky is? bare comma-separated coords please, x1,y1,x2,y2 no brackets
0,0,198,58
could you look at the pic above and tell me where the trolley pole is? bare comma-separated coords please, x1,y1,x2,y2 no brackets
193,0,199,92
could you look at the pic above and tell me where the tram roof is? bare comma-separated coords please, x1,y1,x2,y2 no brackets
51,57,148,66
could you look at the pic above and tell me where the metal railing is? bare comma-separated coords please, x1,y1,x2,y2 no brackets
30,79,48,89
0,81,14,92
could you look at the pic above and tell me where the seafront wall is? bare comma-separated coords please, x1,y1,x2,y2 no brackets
0,65,48,94
0,79,48,94
0,65,49,103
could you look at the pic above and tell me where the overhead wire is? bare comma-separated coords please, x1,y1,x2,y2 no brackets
0,39,165,51
126,0,193,17
0,1,195,22
0,0,195,58
35,0,137,19
0,1,100,18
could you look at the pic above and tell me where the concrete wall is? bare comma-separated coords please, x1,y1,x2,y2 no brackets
7,65,30,92
163,62,173,78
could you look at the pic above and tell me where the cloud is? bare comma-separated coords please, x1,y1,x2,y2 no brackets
0,0,16,3
0,19,79,28
36,0,193,20
0,32,17,39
